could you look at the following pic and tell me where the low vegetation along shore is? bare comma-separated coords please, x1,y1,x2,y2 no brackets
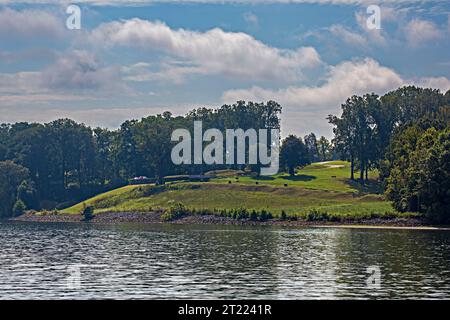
14,161,429,227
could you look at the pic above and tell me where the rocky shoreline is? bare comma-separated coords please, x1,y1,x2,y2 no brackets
11,211,443,229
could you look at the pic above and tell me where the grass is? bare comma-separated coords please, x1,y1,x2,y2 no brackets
60,161,419,220
213,161,373,193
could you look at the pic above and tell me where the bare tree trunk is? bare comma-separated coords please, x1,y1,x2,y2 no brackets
360,158,364,183
350,155,355,180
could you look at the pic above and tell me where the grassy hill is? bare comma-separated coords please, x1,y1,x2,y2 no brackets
60,161,417,220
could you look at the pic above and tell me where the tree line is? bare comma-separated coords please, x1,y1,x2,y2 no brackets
0,99,333,217
328,86,450,222
1,101,297,217
1,86,448,221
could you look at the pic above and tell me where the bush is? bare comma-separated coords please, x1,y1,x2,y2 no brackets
161,202,187,221
306,209,330,221
82,205,94,221
17,180,39,210
258,210,271,221
280,210,287,220
12,200,26,216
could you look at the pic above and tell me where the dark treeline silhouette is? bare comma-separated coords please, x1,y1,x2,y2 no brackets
328,86,450,222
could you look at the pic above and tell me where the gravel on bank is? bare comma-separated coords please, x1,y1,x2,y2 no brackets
11,211,438,229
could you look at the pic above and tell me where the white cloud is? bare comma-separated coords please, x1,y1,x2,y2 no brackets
0,105,191,128
328,25,368,47
413,76,450,93
90,19,322,81
0,8,64,40
0,51,126,96
222,58,403,110
41,51,125,91
404,18,443,47
222,58,450,137
121,61,204,83
0,72,42,95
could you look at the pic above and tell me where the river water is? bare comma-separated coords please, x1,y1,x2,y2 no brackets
0,221,449,299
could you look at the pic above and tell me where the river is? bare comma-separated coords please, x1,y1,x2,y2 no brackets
0,221,449,299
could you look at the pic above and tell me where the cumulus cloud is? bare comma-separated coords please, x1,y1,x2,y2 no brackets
222,58,403,110
41,51,125,91
122,61,204,83
328,25,368,48
413,76,450,93
404,18,443,47
0,8,64,40
0,51,126,97
222,58,450,137
89,19,322,81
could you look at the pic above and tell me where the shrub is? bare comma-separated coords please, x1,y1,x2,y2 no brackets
234,207,248,219
250,210,258,221
82,205,94,221
12,200,26,217
306,209,330,221
280,210,287,220
258,210,270,221
161,202,187,221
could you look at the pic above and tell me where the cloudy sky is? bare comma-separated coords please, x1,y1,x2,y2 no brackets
1,0,449,138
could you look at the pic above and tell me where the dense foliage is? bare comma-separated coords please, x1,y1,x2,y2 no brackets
385,127,450,222
0,101,283,217
329,86,450,221
280,135,310,175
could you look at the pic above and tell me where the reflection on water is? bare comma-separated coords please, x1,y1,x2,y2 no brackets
0,221,449,299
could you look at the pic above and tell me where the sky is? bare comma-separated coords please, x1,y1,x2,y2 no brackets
0,0,449,138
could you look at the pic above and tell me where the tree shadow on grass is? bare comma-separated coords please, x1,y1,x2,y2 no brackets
281,175,316,182
249,175,276,181
345,179,383,195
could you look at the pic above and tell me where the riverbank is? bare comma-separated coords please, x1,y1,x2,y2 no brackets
13,211,448,230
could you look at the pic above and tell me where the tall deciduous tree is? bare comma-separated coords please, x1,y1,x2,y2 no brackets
280,135,309,176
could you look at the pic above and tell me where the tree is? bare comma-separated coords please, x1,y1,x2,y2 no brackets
135,114,177,184
0,161,30,217
384,125,424,212
317,136,331,161
280,135,309,176
385,127,450,222
304,133,319,162
12,200,26,217
17,180,39,210
328,96,362,181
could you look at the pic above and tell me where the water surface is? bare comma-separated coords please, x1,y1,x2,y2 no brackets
1,221,449,299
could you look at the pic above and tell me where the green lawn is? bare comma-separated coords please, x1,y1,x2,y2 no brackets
61,161,417,220
213,161,371,192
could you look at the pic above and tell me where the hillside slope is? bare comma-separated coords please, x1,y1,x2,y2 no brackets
60,161,416,220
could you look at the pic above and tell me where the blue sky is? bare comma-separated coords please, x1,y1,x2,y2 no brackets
1,0,449,138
